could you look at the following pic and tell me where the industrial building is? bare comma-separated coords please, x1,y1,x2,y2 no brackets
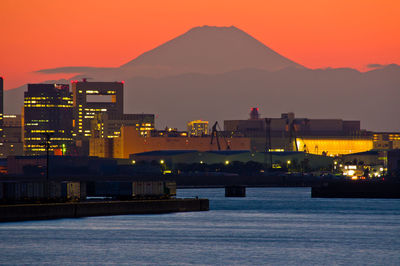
225,110,362,137
295,137,373,156
105,126,251,159
23,84,74,156
372,132,400,150
224,109,372,156
187,120,209,136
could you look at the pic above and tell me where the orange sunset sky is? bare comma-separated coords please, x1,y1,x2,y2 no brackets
1,0,399,90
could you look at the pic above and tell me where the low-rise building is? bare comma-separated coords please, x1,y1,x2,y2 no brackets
90,113,154,139
111,126,251,159
372,132,400,150
187,120,209,136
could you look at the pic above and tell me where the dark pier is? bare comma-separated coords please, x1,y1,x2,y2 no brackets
0,198,209,222
225,186,246,197
312,182,400,198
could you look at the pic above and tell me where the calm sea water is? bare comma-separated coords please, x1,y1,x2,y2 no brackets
0,188,399,265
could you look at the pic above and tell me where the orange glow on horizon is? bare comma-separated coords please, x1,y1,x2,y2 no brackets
1,0,400,90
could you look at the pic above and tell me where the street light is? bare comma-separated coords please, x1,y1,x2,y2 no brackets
42,133,54,182
41,133,53,199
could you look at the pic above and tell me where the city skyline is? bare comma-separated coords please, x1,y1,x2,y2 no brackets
1,0,400,90
1,2,400,265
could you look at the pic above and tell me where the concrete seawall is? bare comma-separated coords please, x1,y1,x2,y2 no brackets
0,199,209,222
312,182,400,198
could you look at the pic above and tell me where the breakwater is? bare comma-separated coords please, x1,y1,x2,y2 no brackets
0,198,209,222
0,174,347,189
312,182,400,198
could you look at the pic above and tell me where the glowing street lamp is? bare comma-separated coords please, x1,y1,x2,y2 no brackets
62,144,66,155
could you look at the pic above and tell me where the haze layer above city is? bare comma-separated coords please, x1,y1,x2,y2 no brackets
2,1,400,131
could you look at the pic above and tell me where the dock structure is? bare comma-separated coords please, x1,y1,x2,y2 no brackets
0,198,209,222
225,186,246,197
312,182,400,198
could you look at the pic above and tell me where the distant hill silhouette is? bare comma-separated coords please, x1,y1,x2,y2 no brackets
5,26,400,131
120,25,304,74
35,25,304,80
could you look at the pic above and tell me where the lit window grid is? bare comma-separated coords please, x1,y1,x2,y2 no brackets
24,96,74,155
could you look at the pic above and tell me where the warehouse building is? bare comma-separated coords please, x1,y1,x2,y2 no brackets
224,110,372,156
108,126,251,159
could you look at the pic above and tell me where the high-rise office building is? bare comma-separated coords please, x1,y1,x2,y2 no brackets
0,77,3,127
0,77,4,152
23,84,74,155
187,120,209,136
0,115,24,157
71,80,124,140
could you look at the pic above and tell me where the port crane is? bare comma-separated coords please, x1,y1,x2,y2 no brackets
288,119,309,153
210,121,231,151
287,119,299,152
265,118,273,168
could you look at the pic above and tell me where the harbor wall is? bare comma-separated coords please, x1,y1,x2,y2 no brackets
0,198,209,222
312,182,400,198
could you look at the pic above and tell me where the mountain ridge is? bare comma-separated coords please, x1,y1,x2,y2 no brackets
4,26,400,131
120,25,304,73
34,25,304,79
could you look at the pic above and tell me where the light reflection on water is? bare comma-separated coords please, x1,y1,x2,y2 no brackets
0,187,399,265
